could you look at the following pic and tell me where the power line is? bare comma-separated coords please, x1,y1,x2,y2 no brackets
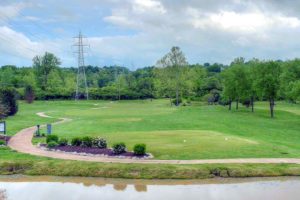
0,34,36,53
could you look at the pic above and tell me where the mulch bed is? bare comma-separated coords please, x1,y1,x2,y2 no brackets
0,135,11,143
40,144,150,159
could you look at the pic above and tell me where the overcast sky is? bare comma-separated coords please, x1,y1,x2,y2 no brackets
1,0,300,68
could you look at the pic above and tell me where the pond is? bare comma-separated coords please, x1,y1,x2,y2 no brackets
0,176,299,200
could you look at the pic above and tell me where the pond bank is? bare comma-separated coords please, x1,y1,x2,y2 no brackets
1,160,300,179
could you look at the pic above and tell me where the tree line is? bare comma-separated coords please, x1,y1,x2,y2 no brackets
0,47,300,118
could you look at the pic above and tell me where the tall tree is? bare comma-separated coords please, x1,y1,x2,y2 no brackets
222,67,237,110
254,61,281,118
230,57,247,110
33,52,61,91
279,59,300,102
246,58,260,112
156,46,188,106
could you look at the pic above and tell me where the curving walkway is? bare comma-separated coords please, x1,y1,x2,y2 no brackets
8,112,300,165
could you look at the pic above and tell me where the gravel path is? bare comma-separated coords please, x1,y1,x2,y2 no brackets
7,112,300,165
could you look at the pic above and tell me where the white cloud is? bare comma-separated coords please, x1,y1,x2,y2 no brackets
132,0,166,14
23,16,41,22
0,26,40,59
0,26,73,66
2,0,300,67
190,10,300,33
0,2,29,21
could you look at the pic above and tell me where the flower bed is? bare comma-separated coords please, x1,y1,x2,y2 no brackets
39,144,151,159
0,135,10,141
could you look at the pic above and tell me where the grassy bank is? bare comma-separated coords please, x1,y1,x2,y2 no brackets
1,147,300,179
1,160,300,179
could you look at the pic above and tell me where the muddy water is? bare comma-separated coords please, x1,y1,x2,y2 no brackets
0,176,299,200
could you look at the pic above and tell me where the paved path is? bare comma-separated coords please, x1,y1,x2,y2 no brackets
8,112,300,165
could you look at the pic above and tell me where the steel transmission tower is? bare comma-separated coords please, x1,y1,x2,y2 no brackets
73,31,89,100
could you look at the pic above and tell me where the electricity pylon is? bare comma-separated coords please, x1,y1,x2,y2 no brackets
73,31,89,100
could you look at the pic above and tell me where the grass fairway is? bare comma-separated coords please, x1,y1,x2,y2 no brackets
5,99,300,160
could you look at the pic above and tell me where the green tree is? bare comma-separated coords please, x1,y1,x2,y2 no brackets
279,59,300,102
33,52,61,91
187,65,207,97
222,67,237,110
254,61,281,118
246,59,260,112
290,81,300,102
156,46,189,106
0,65,18,87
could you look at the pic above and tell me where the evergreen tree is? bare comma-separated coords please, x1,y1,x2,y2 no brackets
0,88,18,116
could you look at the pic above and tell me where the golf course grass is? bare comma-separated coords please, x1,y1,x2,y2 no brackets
1,99,300,179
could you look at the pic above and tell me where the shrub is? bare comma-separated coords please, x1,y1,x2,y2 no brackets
171,98,182,106
92,137,107,149
81,136,93,147
71,137,82,146
112,142,126,154
46,135,59,144
0,140,6,146
58,138,68,146
47,141,58,148
133,144,146,155
0,87,18,116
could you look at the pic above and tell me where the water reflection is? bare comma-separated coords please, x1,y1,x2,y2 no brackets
0,176,300,200
0,189,7,200
134,184,147,192
113,184,127,191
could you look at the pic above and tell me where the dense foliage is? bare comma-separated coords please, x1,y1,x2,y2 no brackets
1,48,300,117
133,143,146,155
81,136,93,147
0,140,6,146
112,142,126,154
92,137,107,149
71,137,82,146
47,141,58,148
0,87,18,116
46,135,59,144
58,138,68,146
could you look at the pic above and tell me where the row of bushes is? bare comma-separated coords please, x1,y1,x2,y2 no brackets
16,86,154,101
46,135,146,155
